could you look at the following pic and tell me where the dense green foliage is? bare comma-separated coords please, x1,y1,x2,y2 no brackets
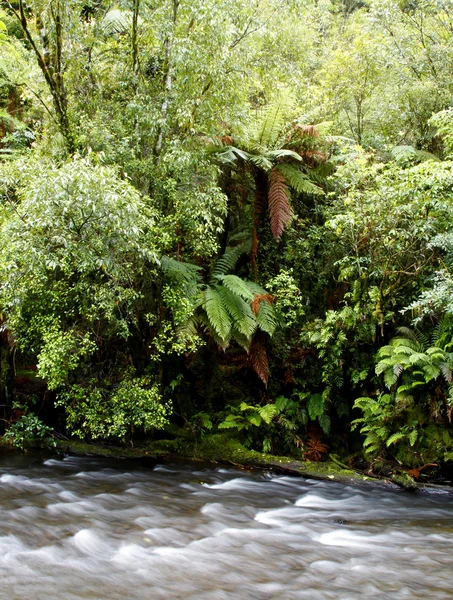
1,0,453,474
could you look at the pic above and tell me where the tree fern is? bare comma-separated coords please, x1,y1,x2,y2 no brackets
256,93,293,148
248,341,270,386
215,274,254,300
203,288,232,343
277,163,324,196
218,286,256,338
161,256,201,284
212,240,252,279
268,168,291,240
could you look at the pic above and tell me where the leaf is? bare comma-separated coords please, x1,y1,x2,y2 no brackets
251,293,275,316
268,168,291,240
218,286,256,338
248,413,262,426
248,341,270,386
212,240,252,279
318,413,331,434
307,393,324,420
386,432,406,447
277,163,324,196
409,429,418,447
101,9,132,35
204,288,232,343
259,404,277,424
254,298,277,336
216,275,254,300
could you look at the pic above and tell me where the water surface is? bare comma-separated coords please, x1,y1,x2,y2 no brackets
1,452,452,599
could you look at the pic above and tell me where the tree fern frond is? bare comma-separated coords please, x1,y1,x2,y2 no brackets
212,240,252,279
245,281,269,296
267,149,302,161
248,341,270,387
230,329,251,351
254,298,277,335
204,288,232,343
276,163,324,196
268,168,291,240
251,293,275,316
249,154,273,171
218,286,257,338
256,94,293,148
161,256,202,284
215,275,254,300
101,8,132,34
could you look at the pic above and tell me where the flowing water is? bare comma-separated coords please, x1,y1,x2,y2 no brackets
1,451,453,599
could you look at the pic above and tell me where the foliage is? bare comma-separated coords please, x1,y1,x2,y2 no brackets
1,0,453,471
59,375,170,442
353,325,453,465
4,405,55,451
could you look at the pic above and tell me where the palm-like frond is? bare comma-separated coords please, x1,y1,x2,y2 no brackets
204,288,231,343
247,341,270,387
268,168,291,240
218,286,256,338
255,94,293,148
212,240,252,279
254,299,277,335
100,8,132,35
161,256,201,284
215,274,254,300
277,163,324,196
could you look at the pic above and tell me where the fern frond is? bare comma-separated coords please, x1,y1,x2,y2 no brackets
249,154,273,171
268,168,291,240
161,256,201,284
248,341,270,386
251,293,275,316
101,8,132,34
204,288,231,343
215,275,254,300
212,240,252,279
276,163,324,196
256,94,293,148
218,286,256,338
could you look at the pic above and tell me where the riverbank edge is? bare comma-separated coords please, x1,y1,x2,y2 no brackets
53,434,442,492
2,433,450,492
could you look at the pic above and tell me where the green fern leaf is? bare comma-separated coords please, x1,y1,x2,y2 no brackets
386,432,406,447
216,275,254,300
259,404,277,424
277,163,324,195
212,240,252,279
308,393,324,419
218,286,256,338
204,288,232,343
254,299,277,335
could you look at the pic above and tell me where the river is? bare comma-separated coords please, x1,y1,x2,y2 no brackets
1,451,452,599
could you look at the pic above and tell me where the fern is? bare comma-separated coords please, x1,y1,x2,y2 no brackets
254,298,277,335
256,94,293,148
277,163,324,196
215,273,252,296
248,341,270,386
259,403,277,424
101,8,132,34
268,168,291,240
217,286,256,338
161,256,201,284
212,240,251,279
386,432,407,447
204,288,231,343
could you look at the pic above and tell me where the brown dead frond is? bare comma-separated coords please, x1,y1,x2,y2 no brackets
303,433,328,462
251,293,275,316
268,168,291,240
247,341,270,387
